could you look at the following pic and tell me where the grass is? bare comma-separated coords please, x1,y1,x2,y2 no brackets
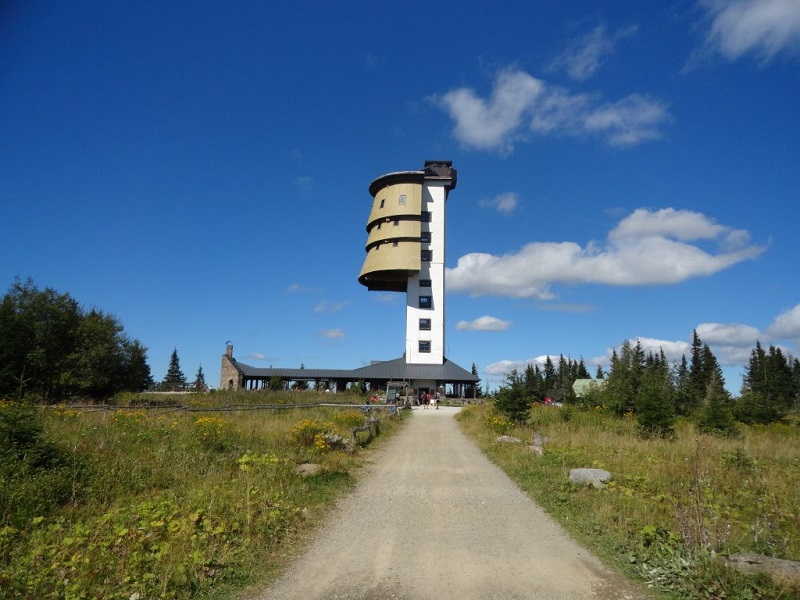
456,402,800,600
0,392,406,599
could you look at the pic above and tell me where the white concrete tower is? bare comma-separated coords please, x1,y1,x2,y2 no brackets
358,161,457,365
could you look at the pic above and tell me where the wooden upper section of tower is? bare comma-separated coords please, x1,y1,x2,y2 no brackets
358,161,456,292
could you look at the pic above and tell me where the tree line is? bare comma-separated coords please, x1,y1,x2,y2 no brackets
495,330,800,436
0,279,207,401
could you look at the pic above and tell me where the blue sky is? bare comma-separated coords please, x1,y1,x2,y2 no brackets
2,1,800,392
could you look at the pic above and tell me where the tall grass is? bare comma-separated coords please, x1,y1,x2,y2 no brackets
0,393,404,599
457,403,800,599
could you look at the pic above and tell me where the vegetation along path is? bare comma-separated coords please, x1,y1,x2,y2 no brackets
253,406,650,600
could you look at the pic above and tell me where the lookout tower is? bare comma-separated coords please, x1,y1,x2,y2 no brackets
358,161,457,365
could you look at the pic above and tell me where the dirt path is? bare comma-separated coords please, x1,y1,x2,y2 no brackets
252,406,651,600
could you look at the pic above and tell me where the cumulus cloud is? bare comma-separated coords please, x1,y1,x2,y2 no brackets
318,328,346,339
447,208,765,299
479,192,519,214
700,0,800,62
456,315,512,331
432,67,670,152
484,356,551,376
549,24,638,81
588,338,691,370
696,322,762,346
766,303,800,339
434,68,545,152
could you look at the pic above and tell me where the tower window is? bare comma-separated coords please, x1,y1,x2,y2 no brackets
420,231,431,243
392,241,398,247
399,194,406,205
421,211,431,222
419,318,431,330
419,296,432,309
380,199,385,208
393,219,399,226
421,250,432,261
419,340,431,353
420,279,431,287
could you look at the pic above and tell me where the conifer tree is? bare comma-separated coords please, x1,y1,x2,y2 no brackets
697,371,737,436
636,363,676,439
470,362,482,398
673,355,694,416
162,348,186,391
192,364,207,391
737,342,795,423
494,369,530,423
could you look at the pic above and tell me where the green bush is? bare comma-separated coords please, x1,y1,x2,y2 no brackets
0,401,85,527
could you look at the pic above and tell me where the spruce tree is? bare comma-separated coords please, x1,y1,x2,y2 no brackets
737,342,795,423
470,362,482,398
192,364,207,392
162,348,186,391
697,371,737,436
673,355,693,416
494,369,531,423
636,365,676,439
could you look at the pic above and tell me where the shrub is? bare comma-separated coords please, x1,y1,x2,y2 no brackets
483,413,513,434
0,401,85,527
288,419,325,447
193,415,233,450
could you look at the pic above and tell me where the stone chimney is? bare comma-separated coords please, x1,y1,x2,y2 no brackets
220,345,242,390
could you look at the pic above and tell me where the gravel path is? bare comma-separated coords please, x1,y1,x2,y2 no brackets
252,406,651,600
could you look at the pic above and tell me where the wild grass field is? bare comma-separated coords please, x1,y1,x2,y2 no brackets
0,392,405,600
457,403,800,599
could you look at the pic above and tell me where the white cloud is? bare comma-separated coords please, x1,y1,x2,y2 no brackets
456,315,512,331
318,328,346,339
373,293,398,303
582,94,670,146
479,192,519,214
314,300,351,313
247,352,278,362
433,67,670,152
766,303,800,339
434,68,544,152
590,338,691,369
609,207,729,242
696,322,762,345
550,24,638,81
447,208,765,299
287,283,319,293
701,0,800,62
484,356,551,376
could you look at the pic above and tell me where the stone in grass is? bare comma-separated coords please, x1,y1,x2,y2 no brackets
297,463,322,477
726,553,800,587
569,468,613,489
496,435,521,444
